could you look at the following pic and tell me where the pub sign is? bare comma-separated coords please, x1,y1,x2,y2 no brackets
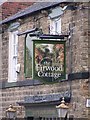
33,40,66,83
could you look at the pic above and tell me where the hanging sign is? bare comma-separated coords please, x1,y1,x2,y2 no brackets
33,40,66,82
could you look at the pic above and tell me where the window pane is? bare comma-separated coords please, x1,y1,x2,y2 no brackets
13,57,17,79
25,34,33,78
50,17,61,35
8,31,18,82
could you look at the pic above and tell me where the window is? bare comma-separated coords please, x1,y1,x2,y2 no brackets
24,34,33,78
8,30,18,82
49,6,63,35
50,17,61,35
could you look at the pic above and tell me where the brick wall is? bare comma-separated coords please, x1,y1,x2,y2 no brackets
0,2,90,119
88,4,90,120
62,3,89,74
0,79,89,118
1,2,34,20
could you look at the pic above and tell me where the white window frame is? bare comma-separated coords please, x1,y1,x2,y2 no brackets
8,30,18,82
50,17,61,35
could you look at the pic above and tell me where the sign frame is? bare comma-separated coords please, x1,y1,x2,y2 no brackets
33,39,66,83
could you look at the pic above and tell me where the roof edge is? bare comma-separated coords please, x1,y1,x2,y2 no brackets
0,2,62,25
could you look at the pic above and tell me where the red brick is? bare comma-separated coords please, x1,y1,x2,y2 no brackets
1,2,34,20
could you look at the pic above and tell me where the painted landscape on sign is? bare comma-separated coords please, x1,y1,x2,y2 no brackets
33,40,66,83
